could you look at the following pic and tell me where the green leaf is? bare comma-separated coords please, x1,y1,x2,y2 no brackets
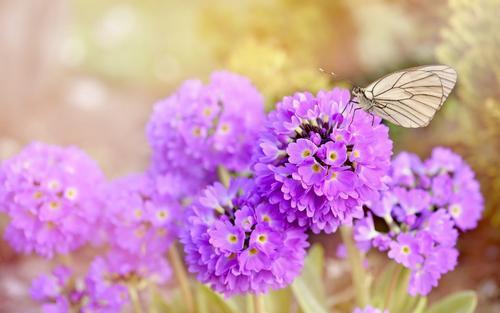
195,283,240,313
425,291,477,313
263,287,294,313
291,244,329,313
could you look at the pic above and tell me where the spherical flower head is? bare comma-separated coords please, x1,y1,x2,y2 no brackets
254,88,393,233
103,174,180,255
353,147,481,296
181,178,309,297
0,142,105,258
353,306,388,313
147,71,265,198
31,266,85,313
85,248,171,312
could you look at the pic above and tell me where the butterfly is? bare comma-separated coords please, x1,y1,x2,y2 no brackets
350,65,457,128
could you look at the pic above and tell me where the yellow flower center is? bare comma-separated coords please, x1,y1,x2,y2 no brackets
401,245,411,255
192,127,202,137
202,107,212,117
49,201,60,210
156,210,168,220
301,149,311,158
352,150,360,158
64,188,78,200
262,215,271,223
228,234,238,243
33,191,44,199
329,152,338,161
220,123,231,134
450,204,462,218
134,209,143,219
249,248,259,255
48,180,60,190
330,172,338,180
257,234,267,243
311,163,321,173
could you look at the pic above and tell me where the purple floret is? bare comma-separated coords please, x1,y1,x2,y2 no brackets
181,178,309,297
254,88,393,233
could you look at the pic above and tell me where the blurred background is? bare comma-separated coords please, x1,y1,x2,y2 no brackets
0,0,498,311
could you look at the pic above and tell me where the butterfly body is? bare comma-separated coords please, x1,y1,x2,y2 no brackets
351,65,457,128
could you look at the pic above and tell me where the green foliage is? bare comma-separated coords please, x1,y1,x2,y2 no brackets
425,291,477,313
291,244,329,313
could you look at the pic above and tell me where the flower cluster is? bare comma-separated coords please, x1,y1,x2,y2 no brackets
31,249,170,313
181,178,309,296
31,266,84,313
85,249,171,312
0,142,105,257
354,148,483,295
147,71,265,198
254,88,392,233
103,174,180,255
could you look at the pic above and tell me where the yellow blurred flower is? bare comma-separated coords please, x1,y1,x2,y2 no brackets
227,39,330,110
436,0,500,225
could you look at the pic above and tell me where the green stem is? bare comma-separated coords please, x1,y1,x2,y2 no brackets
217,166,231,187
340,226,370,307
384,265,403,310
168,244,195,313
252,294,265,313
128,285,144,313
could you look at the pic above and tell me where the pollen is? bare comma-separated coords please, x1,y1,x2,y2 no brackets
401,245,411,255
329,152,338,161
202,107,212,117
228,234,238,243
352,150,360,158
156,210,168,220
335,134,344,141
133,209,143,219
311,163,321,173
49,201,60,210
262,214,271,223
257,234,267,243
192,127,202,137
249,248,259,255
301,149,311,158
64,187,78,200
33,191,44,199
450,204,462,218
220,123,231,134
48,180,61,190
330,172,338,180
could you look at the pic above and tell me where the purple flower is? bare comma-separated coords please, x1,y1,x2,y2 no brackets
103,174,180,256
254,88,393,233
388,234,423,269
147,71,265,198
85,248,171,312
0,142,105,258
31,266,84,313
181,178,309,296
353,147,483,296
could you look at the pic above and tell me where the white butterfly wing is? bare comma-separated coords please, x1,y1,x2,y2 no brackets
362,65,457,128
412,65,457,105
